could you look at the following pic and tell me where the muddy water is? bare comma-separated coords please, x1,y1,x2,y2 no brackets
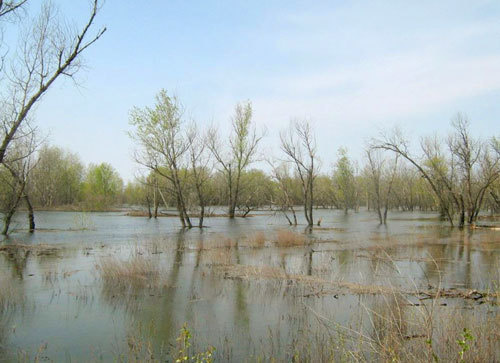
0,210,498,361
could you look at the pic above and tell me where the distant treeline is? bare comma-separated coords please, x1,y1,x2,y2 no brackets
1,91,499,235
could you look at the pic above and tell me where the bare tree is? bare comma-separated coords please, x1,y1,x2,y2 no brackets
1,132,37,235
0,0,106,165
0,1,27,18
365,148,398,224
187,124,212,227
448,116,500,225
269,161,299,225
280,120,318,227
207,101,262,218
372,127,456,225
372,115,499,227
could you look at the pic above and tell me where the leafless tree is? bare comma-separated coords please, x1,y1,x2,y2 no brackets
372,115,499,227
0,1,27,18
1,131,38,235
187,124,212,227
269,161,298,225
0,0,106,165
447,115,500,225
365,148,398,224
280,120,318,227
372,127,456,225
207,101,262,218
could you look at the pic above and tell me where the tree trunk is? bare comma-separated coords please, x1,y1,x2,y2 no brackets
154,197,159,218
198,205,204,228
25,195,35,233
153,184,158,218
376,205,383,224
146,196,152,218
2,210,14,236
176,194,186,228
2,183,25,235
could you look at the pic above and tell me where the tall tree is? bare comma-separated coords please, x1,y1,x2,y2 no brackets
208,101,262,219
1,134,37,235
82,163,123,210
129,90,193,227
365,148,398,224
187,125,212,227
0,0,105,166
269,162,301,225
30,145,84,207
373,115,500,227
332,147,358,214
280,120,318,227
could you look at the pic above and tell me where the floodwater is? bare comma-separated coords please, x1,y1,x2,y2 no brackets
0,209,499,361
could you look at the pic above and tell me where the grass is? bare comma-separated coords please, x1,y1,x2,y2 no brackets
96,254,162,291
275,229,306,247
244,231,266,248
203,248,232,266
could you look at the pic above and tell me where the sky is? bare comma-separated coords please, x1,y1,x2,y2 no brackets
21,0,500,181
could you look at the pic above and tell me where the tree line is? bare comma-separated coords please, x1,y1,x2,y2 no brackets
125,91,499,230
1,90,499,234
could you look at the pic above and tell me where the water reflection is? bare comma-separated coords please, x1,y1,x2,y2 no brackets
0,210,498,360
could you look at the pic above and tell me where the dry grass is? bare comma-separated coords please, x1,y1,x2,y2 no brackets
217,264,396,295
96,255,162,291
244,231,266,248
275,229,306,247
297,295,500,362
208,236,236,249
216,263,500,303
204,248,232,266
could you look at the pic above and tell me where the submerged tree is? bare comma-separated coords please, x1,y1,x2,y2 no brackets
1,134,37,235
365,148,398,224
373,114,500,227
207,101,262,219
269,161,301,225
187,125,213,227
280,120,318,227
130,90,196,227
332,147,359,214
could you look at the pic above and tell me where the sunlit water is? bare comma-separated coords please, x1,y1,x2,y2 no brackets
0,209,498,361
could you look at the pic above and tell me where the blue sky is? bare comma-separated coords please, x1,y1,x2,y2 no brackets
30,0,500,181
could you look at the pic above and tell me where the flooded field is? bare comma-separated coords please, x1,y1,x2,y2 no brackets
0,210,499,361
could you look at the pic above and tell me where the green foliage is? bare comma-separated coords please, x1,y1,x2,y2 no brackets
456,328,474,362
332,147,359,212
31,145,84,207
314,175,336,208
238,169,274,210
175,323,215,363
82,163,123,210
